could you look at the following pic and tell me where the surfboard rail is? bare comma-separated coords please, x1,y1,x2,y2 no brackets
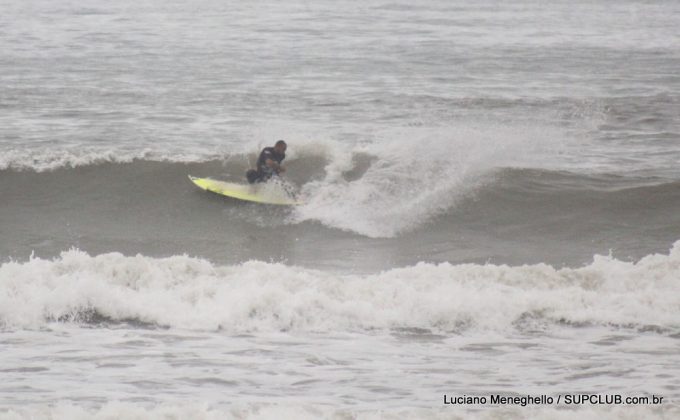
188,175,302,206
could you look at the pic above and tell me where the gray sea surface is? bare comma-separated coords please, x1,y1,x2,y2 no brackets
1,0,680,418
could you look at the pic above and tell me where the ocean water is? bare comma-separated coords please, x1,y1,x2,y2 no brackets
1,0,680,418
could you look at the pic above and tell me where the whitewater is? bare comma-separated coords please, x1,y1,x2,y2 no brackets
2,245,680,332
2,0,680,418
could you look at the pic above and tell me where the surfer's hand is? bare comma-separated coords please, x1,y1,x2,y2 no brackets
279,166,286,173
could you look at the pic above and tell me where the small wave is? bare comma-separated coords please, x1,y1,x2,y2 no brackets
0,146,221,172
1,241,679,333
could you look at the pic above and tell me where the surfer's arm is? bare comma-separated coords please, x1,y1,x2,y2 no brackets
265,158,286,173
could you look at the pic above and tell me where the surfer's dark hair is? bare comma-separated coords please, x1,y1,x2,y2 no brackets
275,140,287,147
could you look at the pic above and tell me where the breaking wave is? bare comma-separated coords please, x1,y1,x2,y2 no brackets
2,241,679,333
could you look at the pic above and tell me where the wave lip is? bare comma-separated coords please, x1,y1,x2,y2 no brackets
2,241,679,333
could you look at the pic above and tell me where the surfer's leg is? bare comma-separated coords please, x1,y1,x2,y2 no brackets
246,169,259,184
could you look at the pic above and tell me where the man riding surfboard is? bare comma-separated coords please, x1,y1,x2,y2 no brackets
246,140,287,183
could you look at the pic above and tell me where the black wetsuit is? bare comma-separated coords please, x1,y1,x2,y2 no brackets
247,147,285,183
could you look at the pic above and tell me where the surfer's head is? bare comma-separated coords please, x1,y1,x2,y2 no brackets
274,140,287,154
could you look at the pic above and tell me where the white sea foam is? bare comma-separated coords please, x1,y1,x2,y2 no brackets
1,241,678,332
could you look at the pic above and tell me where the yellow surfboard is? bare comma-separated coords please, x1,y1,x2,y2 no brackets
188,175,302,206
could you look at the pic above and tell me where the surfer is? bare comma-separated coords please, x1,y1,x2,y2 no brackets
246,140,287,183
